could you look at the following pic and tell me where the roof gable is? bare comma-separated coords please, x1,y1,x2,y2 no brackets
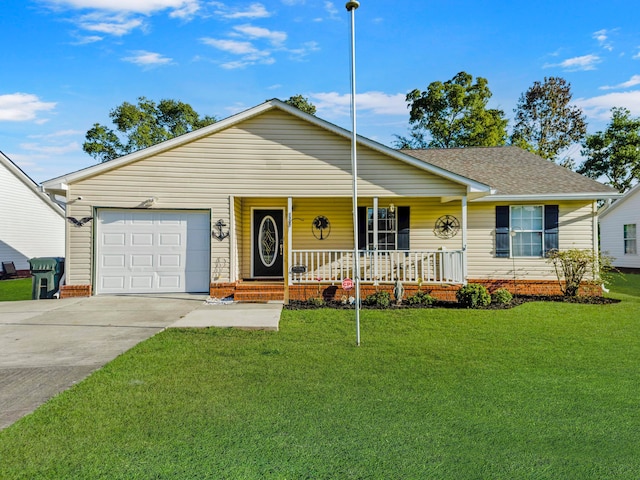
599,182,640,219
42,99,491,195
0,151,64,217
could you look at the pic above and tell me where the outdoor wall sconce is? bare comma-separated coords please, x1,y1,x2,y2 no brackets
212,219,230,241
140,197,157,208
388,203,396,216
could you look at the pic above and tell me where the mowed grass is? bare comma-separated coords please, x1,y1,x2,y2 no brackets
0,278,32,302
0,277,639,479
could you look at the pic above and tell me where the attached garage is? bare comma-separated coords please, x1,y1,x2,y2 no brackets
96,210,210,294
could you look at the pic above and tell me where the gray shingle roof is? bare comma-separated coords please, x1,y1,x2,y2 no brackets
400,146,617,196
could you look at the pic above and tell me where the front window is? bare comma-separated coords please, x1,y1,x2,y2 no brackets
624,224,637,255
511,205,543,257
367,207,396,250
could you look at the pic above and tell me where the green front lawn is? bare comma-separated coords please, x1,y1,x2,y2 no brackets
0,278,32,302
1,275,639,478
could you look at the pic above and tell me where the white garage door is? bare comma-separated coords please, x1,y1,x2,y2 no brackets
96,210,210,294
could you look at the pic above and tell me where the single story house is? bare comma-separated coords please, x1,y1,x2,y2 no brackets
41,99,619,301
1,150,65,274
599,183,640,271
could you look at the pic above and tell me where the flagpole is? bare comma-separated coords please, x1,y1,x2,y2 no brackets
346,0,360,346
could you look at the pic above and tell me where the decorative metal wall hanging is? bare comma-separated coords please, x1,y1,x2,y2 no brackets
434,215,460,239
312,215,331,240
66,216,93,227
212,219,230,241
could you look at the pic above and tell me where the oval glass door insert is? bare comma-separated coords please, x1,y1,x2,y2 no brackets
259,215,278,267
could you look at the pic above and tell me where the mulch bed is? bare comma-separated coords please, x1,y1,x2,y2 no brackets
285,295,620,310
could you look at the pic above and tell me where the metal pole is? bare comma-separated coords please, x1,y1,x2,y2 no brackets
346,0,360,346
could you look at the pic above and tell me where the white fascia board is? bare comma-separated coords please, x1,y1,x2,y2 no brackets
472,192,623,202
598,183,640,220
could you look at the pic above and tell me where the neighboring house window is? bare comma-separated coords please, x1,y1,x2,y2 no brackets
357,206,410,250
624,224,637,254
495,205,559,258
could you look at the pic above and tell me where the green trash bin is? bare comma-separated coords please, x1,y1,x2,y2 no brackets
29,257,65,300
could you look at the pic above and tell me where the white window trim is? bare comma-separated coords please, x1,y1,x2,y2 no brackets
366,206,397,251
510,205,544,258
624,223,637,255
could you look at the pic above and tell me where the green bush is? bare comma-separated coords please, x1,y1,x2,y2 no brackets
456,284,491,308
491,288,513,305
364,291,391,308
307,296,325,307
407,291,435,306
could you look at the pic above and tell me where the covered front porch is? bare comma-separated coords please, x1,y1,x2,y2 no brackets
217,195,469,302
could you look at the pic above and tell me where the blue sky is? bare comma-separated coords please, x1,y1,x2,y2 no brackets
2,0,640,182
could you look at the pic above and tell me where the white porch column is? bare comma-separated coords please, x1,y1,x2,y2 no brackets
373,197,378,285
287,197,293,286
229,195,236,283
462,195,468,283
592,200,599,281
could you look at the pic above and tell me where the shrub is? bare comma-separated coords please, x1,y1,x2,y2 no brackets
407,291,435,306
546,248,614,297
364,291,391,308
307,296,325,307
456,284,491,308
491,288,513,305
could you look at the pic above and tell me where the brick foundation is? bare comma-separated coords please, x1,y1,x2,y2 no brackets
60,285,92,298
207,278,604,304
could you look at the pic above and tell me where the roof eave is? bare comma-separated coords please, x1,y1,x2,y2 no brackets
472,192,622,202
598,183,640,219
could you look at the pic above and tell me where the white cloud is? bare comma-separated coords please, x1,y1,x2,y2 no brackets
593,29,613,51
71,34,104,44
634,48,640,60
43,0,200,15
324,1,338,18
0,93,57,122
213,2,271,19
78,12,144,36
29,130,84,139
19,142,82,155
202,38,261,55
123,50,173,66
600,75,640,90
233,24,287,46
287,40,319,60
544,54,602,71
311,91,407,117
575,90,640,120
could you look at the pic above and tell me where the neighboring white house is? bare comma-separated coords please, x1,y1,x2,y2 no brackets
0,151,65,271
599,183,640,270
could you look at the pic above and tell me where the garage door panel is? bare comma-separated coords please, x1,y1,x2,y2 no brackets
96,210,210,294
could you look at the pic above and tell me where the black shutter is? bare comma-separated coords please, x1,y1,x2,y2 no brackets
397,206,410,250
544,205,559,256
357,206,367,250
495,206,510,258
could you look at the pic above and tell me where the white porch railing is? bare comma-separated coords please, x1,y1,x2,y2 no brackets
290,250,464,285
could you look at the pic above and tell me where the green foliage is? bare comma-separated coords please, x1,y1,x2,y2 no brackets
546,248,612,297
0,278,32,302
283,94,317,115
83,96,216,162
511,77,587,165
406,290,435,306
491,288,513,305
363,290,391,308
307,296,325,307
396,71,508,149
456,283,491,308
3,298,640,478
578,107,640,192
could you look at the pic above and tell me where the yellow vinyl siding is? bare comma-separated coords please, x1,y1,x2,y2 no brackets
466,201,596,280
66,110,466,287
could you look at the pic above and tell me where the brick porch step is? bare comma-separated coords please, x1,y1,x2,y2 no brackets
234,281,285,302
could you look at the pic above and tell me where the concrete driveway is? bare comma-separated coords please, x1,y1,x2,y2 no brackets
0,294,208,430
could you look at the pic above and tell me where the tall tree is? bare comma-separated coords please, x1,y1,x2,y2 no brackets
578,107,640,192
284,94,317,115
83,97,216,162
395,71,508,149
511,77,587,165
